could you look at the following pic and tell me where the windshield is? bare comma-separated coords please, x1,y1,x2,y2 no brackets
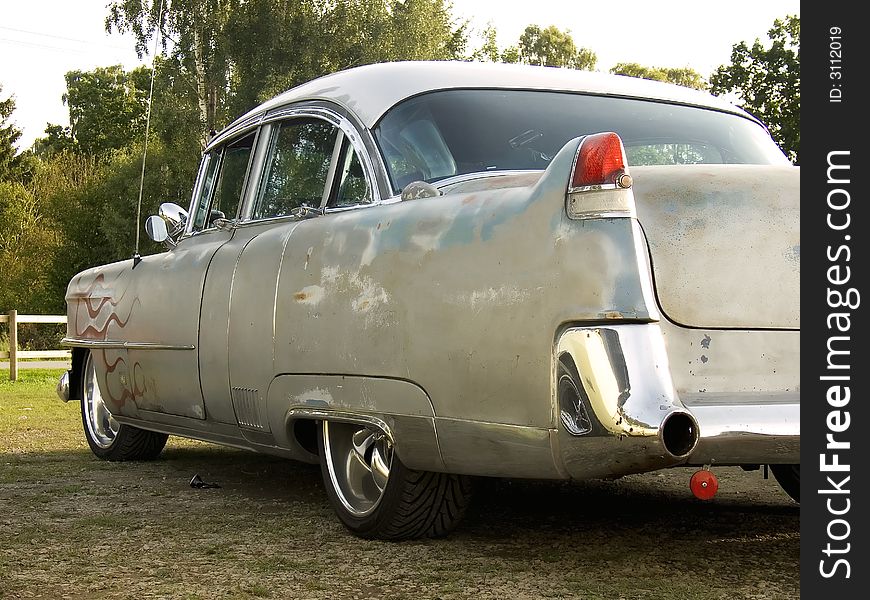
374,89,790,193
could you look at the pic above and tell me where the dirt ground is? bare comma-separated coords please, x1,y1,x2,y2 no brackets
1,373,799,599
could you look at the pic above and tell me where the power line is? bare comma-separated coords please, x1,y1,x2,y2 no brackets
0,25,131,50
0,38,99,56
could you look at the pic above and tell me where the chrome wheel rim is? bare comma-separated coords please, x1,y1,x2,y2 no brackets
83,353,119,449
322,421,393,517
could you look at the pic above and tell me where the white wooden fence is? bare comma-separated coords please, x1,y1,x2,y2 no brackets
0,310,70,381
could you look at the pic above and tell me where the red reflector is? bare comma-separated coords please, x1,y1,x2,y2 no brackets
570,132,628,189
689,469,719,500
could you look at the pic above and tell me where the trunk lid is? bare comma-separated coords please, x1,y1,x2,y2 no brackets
632,164,799,329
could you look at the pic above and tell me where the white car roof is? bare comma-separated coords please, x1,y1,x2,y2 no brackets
232,60,753,132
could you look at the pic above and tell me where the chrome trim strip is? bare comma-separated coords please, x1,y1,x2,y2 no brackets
285,408,395,443
435,169,543,189
61,337,195,351
565,188,636,219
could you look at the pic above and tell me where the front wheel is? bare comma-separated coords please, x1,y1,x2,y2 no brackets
80,351,168,461
317,420,472,539
770,464,799,503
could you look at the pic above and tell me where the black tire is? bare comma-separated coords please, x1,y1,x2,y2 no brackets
770,464,800,503
80,350,168,461
317,420,472,540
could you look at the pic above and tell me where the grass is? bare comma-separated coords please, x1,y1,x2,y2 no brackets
1,369,800,599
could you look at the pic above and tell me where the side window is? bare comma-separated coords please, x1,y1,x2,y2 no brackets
211,134,255,222
329,143,372,208
191,151,220,231
190,133,255,232
254,119,338,220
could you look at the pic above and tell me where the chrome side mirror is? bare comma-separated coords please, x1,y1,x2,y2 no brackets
158,202,188,237
145,215,169,244
146,202,188,248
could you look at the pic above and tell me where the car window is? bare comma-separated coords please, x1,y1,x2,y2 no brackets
375,90,791,193
253,119,338,220
211,134,255,223
191,151,220,231
329,142,372,208
190,133,255,232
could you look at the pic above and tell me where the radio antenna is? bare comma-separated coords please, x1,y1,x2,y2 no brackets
133,0,165,268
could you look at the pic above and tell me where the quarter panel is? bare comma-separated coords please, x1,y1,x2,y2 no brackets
272,141,653,427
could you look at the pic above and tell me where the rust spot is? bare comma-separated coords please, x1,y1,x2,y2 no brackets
358,300,370,310
293,292,308,302
602,311,624,319
461,194,478,205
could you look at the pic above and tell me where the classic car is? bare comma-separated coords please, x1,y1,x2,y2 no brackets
57,61,800,539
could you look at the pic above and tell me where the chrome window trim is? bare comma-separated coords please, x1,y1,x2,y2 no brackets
240,122,275,221
185,150,223,236
322,130,346,209
206,113,265,152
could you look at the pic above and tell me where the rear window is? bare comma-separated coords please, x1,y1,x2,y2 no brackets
374,89,789,193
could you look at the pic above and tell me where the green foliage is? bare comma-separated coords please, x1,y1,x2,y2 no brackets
517,25,596,70
0,179,61,313
106,0,468,141
469,23,519,64
225,0,469,118
1,85,26,182
468,23,593,69
610,63,707,90
709,15,800,163
47,141,191,297
64,65,151,155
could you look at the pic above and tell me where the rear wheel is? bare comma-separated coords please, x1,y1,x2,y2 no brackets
80,351,168,461
318,420,471,539
770,464,800,503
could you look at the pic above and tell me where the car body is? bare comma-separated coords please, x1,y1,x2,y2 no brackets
58,61,800,538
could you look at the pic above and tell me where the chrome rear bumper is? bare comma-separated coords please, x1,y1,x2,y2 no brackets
682,392,800,465
555,324,799,479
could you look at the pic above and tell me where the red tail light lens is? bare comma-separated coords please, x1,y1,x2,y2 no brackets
570,132,630,189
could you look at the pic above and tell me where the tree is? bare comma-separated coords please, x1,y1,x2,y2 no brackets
709,15,799,163
64,65,151,155
517,25,596,70
610,63,706,90
469,23,519,64
107,1,469,144
107,0,234,146
1,85,25,181
224,0,468,118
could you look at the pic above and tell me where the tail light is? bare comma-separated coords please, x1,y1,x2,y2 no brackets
566,132,635,220
569,132,632,191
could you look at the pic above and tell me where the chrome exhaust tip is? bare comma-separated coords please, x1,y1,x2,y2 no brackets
661,411,699,458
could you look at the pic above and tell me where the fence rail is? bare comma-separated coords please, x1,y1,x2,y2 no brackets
0,311,70,380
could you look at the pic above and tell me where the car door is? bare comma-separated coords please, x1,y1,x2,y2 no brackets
208,110,375,436
124,130,257,420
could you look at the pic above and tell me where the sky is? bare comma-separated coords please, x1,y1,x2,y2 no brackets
1,0,800,151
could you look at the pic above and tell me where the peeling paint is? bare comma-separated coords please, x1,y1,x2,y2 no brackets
449,286,531,311
304,246,314,270
701,334,711,349
293,285,324,306
292,388,334,404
